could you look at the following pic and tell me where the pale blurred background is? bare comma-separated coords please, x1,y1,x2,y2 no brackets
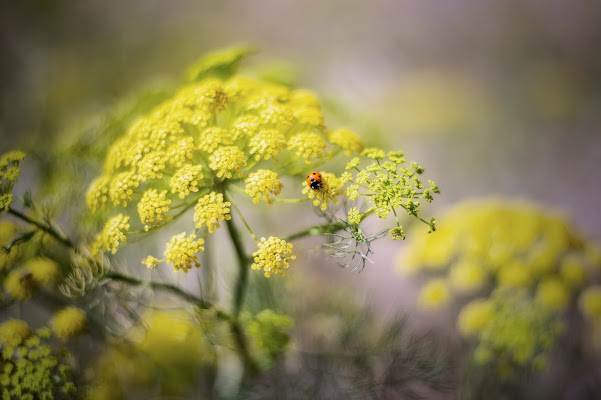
2,0,601,314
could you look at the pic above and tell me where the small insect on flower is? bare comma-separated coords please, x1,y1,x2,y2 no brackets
306,171,323,190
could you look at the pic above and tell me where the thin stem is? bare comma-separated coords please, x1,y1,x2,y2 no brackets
8,207,75,249
284,222,346,242
223,215,250,317
227,192,258,242
272,197,311,204
104,271,227,318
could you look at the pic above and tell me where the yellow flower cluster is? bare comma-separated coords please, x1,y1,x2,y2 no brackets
50,306,87,341
400,198,601,371
164,232,204,273
170,164,205,198
4,258,60,299
98,214,130,254
249,130,286,162
251,236,296,278
327,128,364,155
199,127,232,153
302,171,345,211
193,192,231,233
347,207,362,225
208,146,247,178
138,189,172,231
0,150,26,213
288,131,329,162
109,171,139,207
244,169,283,204
0,319,31,349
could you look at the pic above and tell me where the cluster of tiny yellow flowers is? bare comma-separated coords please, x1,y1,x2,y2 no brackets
302,171,345,211
208,146,247,178
399,198,601,372
347,207,362,225
142,256,160,269
342,149,438,236
288,131,329,162
469,289,562,371
251,237,296,278
50,306,87,341
164,233,205,273
249,130,286,162
109,171,139,207
194,192,231,233
170,164,205,199
138,189,172,231
245,169,283,204
0,319,77,398
0,150,26,212
98,214,130,254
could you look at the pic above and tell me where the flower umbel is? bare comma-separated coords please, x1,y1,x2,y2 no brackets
252,236,296,278
209,146,247,178
327,128,364,155
194,192,232,233
164,232,205,273
244,169,284,204
302,171,345,211
100,214,130,254
50,307,87,341
138,189,172,231
170,164,205,198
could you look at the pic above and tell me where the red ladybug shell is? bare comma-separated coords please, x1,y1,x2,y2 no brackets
306,171,323,190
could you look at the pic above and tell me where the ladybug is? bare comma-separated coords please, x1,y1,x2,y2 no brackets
306,171,323,190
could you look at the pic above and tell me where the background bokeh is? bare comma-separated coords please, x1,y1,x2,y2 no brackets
1,1,601,397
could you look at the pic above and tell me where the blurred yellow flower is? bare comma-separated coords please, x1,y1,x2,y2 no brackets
327,128,364,155
457,299,493,336
51,306,87,341
449,259,486,294
0,319,31,349
418,279,450,310
560,255,587,287
498,261,531,287
25,258,60,285
579,286,601,323
536,278,569,310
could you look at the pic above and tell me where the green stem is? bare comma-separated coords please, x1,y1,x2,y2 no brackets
227,193,258,242
272,197,311,204
222,191,259,375
8,207,75,249
284,222,346,242
223,213,250,317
